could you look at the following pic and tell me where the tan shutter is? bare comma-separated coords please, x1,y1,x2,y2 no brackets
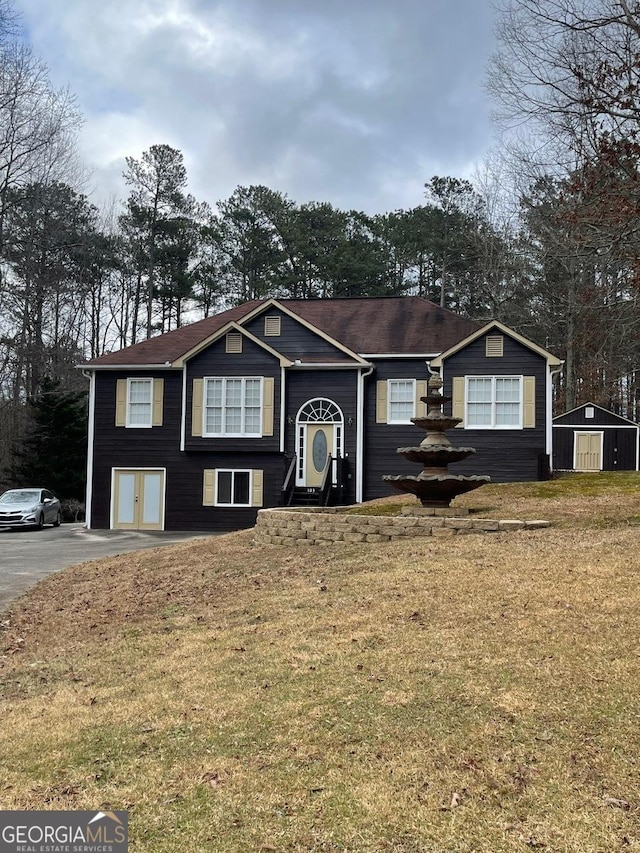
152,378,164,426
251,470,264,507
203,469,215,506
376,381,388,423
523,376,536,428
262,377,274,436
192,379,203,436
452,377,465,427
115,378,127,427
415,380,427,418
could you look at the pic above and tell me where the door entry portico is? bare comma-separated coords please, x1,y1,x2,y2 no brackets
296,399,344,487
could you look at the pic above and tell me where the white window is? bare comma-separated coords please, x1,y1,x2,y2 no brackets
127,378,153,427
203,377,262,437
215,470,251,506
388,379,416,424
466,376,522,428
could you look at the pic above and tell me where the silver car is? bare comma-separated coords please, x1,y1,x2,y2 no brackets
0,488,62,530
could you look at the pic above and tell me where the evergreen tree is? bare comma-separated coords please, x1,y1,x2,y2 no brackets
8,377,87,500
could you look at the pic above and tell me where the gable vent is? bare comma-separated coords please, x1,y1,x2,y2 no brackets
226,332,243,354
264,315,281,337
485,335,504,357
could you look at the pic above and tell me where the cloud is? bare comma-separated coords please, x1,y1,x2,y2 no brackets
16,0,496,214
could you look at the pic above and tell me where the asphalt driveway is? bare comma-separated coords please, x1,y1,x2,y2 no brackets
0,524,215,612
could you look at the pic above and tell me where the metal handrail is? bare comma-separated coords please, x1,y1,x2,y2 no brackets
319,454,334,506
281,454,297,506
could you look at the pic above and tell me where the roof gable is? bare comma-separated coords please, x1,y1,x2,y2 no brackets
430,320,563,369
553,402,639,427
173,320,292,367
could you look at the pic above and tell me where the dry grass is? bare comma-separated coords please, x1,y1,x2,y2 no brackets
2,474,640,851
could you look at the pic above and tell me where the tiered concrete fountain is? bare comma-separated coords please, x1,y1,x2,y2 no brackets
383,373,490,507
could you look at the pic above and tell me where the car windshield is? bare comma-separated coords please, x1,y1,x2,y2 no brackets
0,490,40,504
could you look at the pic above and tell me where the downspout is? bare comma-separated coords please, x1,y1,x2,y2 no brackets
180,366,187,451
356,364,375,503
82,369,95,529
548,365,563,471
280,366,286,453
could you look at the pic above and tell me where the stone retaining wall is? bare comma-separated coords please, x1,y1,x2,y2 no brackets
254,506,550,546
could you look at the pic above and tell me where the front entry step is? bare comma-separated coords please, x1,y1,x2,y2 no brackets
290,487,322,507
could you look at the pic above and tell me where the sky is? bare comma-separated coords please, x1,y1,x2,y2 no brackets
16,0,498,216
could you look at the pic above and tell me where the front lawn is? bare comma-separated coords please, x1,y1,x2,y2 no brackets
1,474,640,851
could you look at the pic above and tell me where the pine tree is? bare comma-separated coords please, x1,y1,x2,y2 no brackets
8,377,87,501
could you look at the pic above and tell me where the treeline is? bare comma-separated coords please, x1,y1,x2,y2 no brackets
2,0,640,496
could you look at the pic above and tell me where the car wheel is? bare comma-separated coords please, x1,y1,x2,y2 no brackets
35,513,44,530
53,511,61,527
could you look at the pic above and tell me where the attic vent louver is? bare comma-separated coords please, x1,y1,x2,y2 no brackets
264,316,281,336
226,332,243,354
485,335,504,357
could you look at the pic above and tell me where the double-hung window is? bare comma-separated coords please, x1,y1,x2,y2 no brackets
127,378,153,427
466,376,522,428
204,377,262,437
388,379,416,424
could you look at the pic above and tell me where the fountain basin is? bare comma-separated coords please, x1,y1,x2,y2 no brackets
383,473,491,506
397,446,478,466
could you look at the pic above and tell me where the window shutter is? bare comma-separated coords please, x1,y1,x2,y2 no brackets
415,380,427,418
523,376,535,428
192,379,203,436
203,469,215,506
251,470,263,507
152,378,164,426
115,379,127,427
262,377,274,436
452,377,465,427
376,381,388,423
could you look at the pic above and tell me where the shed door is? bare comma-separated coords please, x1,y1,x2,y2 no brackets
574,432,602,472
113,469,165,530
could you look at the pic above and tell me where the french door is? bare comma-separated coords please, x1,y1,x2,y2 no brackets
112,469,165,530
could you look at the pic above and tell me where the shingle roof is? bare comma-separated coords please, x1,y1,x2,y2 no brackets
84,296,480,367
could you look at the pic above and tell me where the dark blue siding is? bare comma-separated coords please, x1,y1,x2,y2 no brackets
244,308,356,362
185,335,281,453
364,359,433,500
442,335,549,482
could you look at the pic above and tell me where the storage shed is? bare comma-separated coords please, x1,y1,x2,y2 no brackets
552,402,640,472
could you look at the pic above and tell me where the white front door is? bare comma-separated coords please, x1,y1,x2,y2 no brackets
113,469,165,530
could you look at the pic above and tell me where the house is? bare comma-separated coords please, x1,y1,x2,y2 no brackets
553,402,640,472
82,297,563,532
